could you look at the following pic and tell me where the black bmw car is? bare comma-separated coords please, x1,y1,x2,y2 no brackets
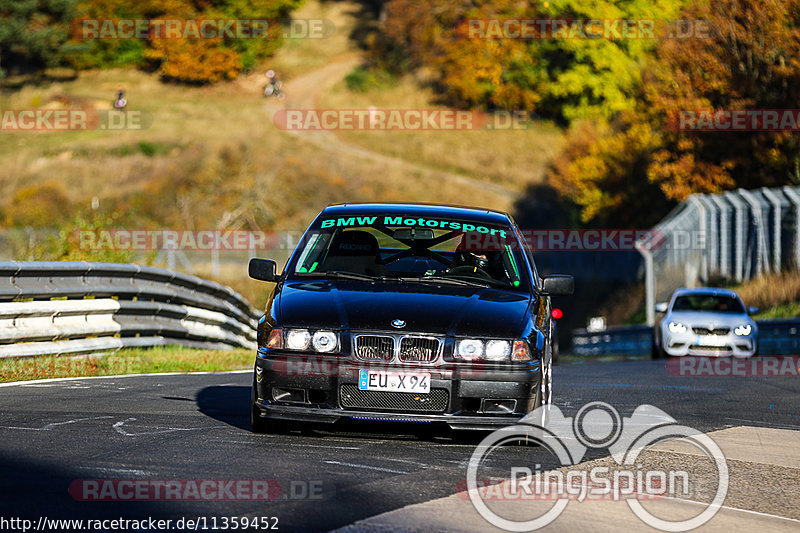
248,203,573,433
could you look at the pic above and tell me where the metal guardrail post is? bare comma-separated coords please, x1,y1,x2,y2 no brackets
724,191,748,281
783,186,800,268
709,194,731,278
761,187,784,273
739,188,771,276
636,239,656,326
688,195,707,284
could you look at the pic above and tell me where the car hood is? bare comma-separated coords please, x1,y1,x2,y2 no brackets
666,311,755,329
277,280,532,338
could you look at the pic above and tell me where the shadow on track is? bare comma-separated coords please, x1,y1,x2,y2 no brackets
195,384,484,444
0,452,176,522
195,385,251,431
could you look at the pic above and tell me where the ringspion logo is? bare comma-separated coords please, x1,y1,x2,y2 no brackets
467,402,728,531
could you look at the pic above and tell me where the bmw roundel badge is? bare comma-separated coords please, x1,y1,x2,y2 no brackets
391,319,406,329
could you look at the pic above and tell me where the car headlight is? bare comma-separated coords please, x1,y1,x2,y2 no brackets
285,329,311,350
456,339,484,360
312,330,338,352
668,322,688,334
485,340,511,361
734,324,752,336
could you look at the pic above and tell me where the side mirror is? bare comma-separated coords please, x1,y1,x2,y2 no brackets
541,275,574,296
249,258,279,282
655,302,668,314
748,306,759,315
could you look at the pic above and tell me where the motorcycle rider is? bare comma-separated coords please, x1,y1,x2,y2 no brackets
113,90,127,110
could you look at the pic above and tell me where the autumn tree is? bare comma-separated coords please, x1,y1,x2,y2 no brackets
375,0,685,121
40,0,300,82
550,0,800,226
644,0,800,199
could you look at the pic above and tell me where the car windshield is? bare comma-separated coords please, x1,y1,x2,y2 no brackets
289,215,529,290
672,294,745,313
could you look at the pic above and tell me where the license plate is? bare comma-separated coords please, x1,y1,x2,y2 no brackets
697,335,727,347
358,369,430,393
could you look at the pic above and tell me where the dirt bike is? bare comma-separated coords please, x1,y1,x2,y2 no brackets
264,70,286,100
264,81,286,100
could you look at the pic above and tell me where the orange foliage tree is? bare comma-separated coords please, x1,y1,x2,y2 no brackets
68,0,298,83
550,0,800,227
145,39,241,83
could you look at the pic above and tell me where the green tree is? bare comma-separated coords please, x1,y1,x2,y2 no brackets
550,0,800,226
376,0,686,121
0,0,77,77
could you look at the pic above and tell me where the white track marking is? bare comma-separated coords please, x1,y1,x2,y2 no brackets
112,417,206,437
214,440,361,449
0,416,113,431
325,461,409,474
380,457,433,468
76,466,149,476
665,496,800,524
0,370,251,388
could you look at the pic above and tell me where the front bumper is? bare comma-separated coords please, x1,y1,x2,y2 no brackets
663,331,756,357
253,355,540,431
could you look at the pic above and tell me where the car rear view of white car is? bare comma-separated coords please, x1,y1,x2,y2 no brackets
654,288,758,358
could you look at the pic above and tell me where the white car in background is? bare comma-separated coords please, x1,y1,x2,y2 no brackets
653,288,758,358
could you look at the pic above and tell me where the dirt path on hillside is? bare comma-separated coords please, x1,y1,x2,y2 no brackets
265,54,517,202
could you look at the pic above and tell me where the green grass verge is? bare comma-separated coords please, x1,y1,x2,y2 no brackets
0,346,254,383
753,301,800,320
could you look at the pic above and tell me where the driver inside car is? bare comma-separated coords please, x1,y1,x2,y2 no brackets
447,237,509,282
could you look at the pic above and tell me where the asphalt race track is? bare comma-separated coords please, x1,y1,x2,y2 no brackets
1,360,798,532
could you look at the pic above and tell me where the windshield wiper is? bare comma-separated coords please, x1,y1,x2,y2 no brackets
405,275,490,289
324,271,403,283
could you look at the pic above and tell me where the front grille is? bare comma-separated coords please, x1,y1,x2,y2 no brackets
339,384,448,412
399,336,440,362
355,335,394,361
692,345,731,352
693,327,730,336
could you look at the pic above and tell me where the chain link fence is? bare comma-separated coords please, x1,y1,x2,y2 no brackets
639,185,800,324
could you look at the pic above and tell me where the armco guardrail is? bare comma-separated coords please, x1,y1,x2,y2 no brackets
573,319,800,356
0,261,260,357
639,186,800,325
572,325,653,356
